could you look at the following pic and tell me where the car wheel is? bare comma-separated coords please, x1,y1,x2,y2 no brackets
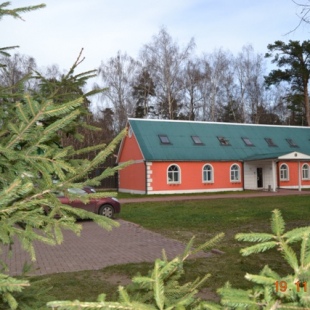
99,204,114,218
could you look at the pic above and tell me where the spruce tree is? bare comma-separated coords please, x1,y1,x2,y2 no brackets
218,209,310,309
0,2,128,309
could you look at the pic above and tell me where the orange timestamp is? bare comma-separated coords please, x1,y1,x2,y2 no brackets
275,281,307,293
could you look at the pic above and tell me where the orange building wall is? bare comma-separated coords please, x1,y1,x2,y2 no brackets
278,161,310,188
118,132,144,162
149,161,243,193
119,162,146,192
118,133,146,193
118,133,310,194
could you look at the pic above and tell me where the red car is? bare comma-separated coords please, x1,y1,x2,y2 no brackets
57,187,121,218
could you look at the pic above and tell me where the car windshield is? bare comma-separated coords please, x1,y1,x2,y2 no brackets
68,188,88,195
55,188,93,197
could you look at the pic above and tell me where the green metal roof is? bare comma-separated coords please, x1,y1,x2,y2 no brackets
128,119,310,161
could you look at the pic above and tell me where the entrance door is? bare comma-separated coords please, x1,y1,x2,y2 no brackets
257,168,263,188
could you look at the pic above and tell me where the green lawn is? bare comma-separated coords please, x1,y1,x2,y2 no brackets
29,195,310,308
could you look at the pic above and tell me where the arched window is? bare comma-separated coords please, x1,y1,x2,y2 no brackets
203,164,213,183
302,164,310,180
280,164,289,180
167,164,181,184
230,164,240,182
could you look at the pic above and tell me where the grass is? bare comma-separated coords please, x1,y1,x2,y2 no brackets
119,195,309,288
27,195,310,308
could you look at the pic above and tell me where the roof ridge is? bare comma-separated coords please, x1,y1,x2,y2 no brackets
128,118,310,129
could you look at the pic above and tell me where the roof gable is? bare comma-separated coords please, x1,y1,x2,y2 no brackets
128,119,310,161
278,152,310,160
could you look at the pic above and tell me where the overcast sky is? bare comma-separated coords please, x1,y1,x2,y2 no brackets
2,0,309,74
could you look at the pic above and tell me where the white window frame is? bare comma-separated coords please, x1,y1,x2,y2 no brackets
202,164,214,183
302,164,310,180
280,164,289,181
230,164,240,182
167,164,181,184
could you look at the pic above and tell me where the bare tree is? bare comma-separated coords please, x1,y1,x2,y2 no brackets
234,44,266,123
0,53,37,93
181,59,203,120
290,0,310,32
98,51,140,132
198,49,234,121
140,27,195,119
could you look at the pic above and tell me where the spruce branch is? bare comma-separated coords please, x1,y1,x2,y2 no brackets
271,209,286,236
219,209,310,309
47,235,223,309
0,2,46,21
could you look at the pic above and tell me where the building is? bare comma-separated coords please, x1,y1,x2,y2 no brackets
117,118,310,194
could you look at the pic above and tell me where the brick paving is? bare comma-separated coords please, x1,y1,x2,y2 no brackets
1,189,309,276
1,220,210,276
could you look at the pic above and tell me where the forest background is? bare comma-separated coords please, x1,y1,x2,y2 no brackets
3,1,310,187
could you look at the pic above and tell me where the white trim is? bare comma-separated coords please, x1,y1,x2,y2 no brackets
302,163,310,180
272,160,277,192
118,159,144,165
117,124,146,164
147,188,243,195
280,163,289,181
128,117,310,129
118,189,146,194
202,163,214,183
128,127,133,138
279,152,310,160
146,161,153,193
279,185,310,189
167,163,181,184
230,163,241,182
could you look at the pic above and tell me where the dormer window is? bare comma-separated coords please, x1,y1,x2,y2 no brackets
242,137,254,146
191,135,203,145
217,136,230,146
158,134,171,144
286,138,298,148
265,138,277,147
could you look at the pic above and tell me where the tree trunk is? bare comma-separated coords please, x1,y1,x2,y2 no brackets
304,83,310,126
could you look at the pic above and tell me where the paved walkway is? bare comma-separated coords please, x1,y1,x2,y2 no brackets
1,220,210,276
1,189,309,276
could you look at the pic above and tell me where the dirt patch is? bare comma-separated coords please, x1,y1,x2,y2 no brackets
103,273,132,287
197,287,220,302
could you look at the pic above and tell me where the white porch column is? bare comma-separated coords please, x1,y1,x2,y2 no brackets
272,160,277,192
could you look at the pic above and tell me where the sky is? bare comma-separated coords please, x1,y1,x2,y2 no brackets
2,1,310,75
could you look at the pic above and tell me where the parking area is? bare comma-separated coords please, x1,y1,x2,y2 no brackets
1,219,210,276
1,189,309,276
